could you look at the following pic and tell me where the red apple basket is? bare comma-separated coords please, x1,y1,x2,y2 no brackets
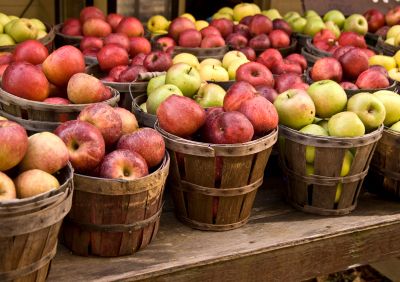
278,125,383,215
156,123,278,231
0,86,120,133
60,153,170,257
0,163,73,282
365,128,400,198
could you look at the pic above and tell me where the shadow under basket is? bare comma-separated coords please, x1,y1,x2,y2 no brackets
278,125,383,216
156,123,278,231
61,154,170,257
367,128,400,198
0,164,73,282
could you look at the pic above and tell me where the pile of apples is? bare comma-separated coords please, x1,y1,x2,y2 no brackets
0,12,47,46
0,117,69,201
55,103,166,180
310,47,392,90
380,24,400,47
0,40,113,105
363,6,400,39
369,50,400,81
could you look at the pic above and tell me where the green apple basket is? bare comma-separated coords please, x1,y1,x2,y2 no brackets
278,125,383,215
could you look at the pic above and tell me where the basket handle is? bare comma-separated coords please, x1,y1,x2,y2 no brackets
128,72,166,102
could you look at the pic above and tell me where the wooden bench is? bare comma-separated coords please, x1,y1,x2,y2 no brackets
48,172,400,282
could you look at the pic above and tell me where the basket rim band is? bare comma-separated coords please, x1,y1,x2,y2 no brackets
177,213,250,231
0,243,57,281
64,204,163,233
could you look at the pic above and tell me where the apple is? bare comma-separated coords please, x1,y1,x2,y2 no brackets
375,26,389,38
238,47,256,61
0,64,8,78
270,59,302,75
311,57,342,82
257,48,283,70
172,52,199,68
222,50,247,69
200,35,225,48
165,63,201,97
117,128,165,167
116,17,144,37
269,29,290,48
67,73,109,104
119,64,147,82
0,172,16,201
199,64,229,82
143,51,172,72
200,58,222,68
178,28,202,47
201,107,225,140
2,62,49,101
340,81,358,90
0,120,28,172
248,14,272,36
8,19,38,43
103,33,130,51
128,38,151,59
97,44,129,71
194,83,226,108
339,48,369,80
255,85,278,103
0,13,10,27
305,10,320,19
114,107,139,135
80,36,103,51
210,18,233,38
273,19,292,36
369,55,396,71
80,6,105,22
328,111,365,137
373,90,400,126
147,15,169,32
289,17,307,33
299,124,328,163
61,21,82,36
343,14,368,35
323,10,345,29
106,13,124,31
324,21,341,39
347,92,386,131
156,36,176,52
363,9,386,33
386,6,400,26
249,34,270,50
387,25,400,39
218,7,234,16
42,45,85,87
109,65,128,81
274,73,303,93
303,18,326,37
15,169,60,199
262,9,282,21
274,89,315,129
200,26,221,38
355,69,390,89
195,20,209,31
19,132,69,174
233,23,250,38
82,18,111,37
233,3,259,22
13,40,48,65
0,52,13,65
338,32,367,48
285,53,307,71
168,17,195,41
223,81,257,112
236,62,274,87
147,74,166,95
226,33,248,49
227,58,249,80
146,84,183,114
157,95,206,137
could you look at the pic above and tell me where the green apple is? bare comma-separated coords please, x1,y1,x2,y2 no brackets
274,89,316,130
289,17,307,33
303,18,326,37
340,150,354,177
305,10,320,19
194,83,226,108
147,74,166,95
200,58,222,68
140,103,147,112
36,30,47,39
30,18,46,31
343,14,368,36
299,124,328,164
284,11,301,22
165,63,202,97
394,33,400,47
386,25,400,39
328,111,365,137
307,80,347,118
212,13,233,20
317,120,329,133
347,92,386,131
0,13,10,27
0,34,15,46
324,21,340,38
172,53,200,69
222,50,247,69
262,9,282,20
335,183,342,203
147,15,169,32
199,64,229,82
373,90,400,126
8,15,19,21
8,19,38,43
4,19,17,34
146,84,183,114
323,10,345,29
390,120,400,132
0,24,3,34
228,58,249,80
218,7,234,16
233,3,258,22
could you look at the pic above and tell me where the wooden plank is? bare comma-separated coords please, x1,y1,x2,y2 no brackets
370,258,400,282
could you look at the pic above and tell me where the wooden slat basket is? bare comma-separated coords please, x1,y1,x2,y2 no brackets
304,38,331,57
54,24,82,48
0,86,120,133
132,94,156,128
61,153,170,257
278,125,383,215
0,163,74,282
293,33,311,50
376,37,399,56
366,128,400,198
156,123,278,231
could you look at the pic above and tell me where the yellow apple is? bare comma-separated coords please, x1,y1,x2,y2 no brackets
385,37,395,46
250,3,261,14
388,68,400,81
335,183,342,204
195,20,209,31
200,58,222,68
147,15,169,32
15,169,60,198
172,53,200,69
340,150,353,177
0,171,16,201
368,55,397,71
394,50,400,67
306,164,314,175
212,13,233,20
233,3,258,21
218,7,233,16
199,64,229,82
228,58,249,80
222,50,247,69
180,13,196,23
262,9,282,20
140,103,147,112
387,25,400,39
36,30,47,39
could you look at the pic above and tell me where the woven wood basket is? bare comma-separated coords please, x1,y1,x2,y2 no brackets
304,38,331,57
366,128,400,198
61,154,170,257
365,32,379,47
376,37,398,56
132,94,156,128
0,87,120,133
156,123,278,231
0,164,73,282
279,125,383,215
54,24,82,48
301,47,320,66
293,33,311,50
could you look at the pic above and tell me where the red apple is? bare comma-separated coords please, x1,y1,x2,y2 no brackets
239,47,256,61
338,32,367,48
292,82,309,91
339,48,369,80
131,53,146,65
269,29,291,48
156,36,176,52
332,45,355,60
223,81,257,112
248,14,272,36
67,73,110,104
143,51,172,72
272,19,292,36
80,6,105,23
129,37,151,57
116,17,144,37
360,48,376,58
104,33,130,51
99,149,148,180
42,45,85,87
64,18,80,26
97,44,129,71
114,107,139,135
0,120,28,171
240,16,253,26
340,81,358,90
106,13,124,31
364,9,386,33
249,34,270,49
313,40,332,52
313,29,336,44
78,103,122,146
0,52,12,65
117,128,165,167
356,69,390,89
200,26,221,38
2,62,49,101
311,57,343,82
270,59,302,75
55,120,105,173
386,6,400,26
109,65,128,81
255,85,278,103
257,48,283,70
201,107,225,142
369,65,388,76
274,73,303,93
80,36,103,51
233,24,250,38
210,18,234,38
157,95,206,137
118,65,147,82
82,18,112,37
200,35,225,48
13,40,48,65
226,33,248,49
285,53,307,71
82,48,99,57
179,28,202,47
43,97,70,104
375,26,389,37
102,76,115,82
168,17,196,41
236,62,274,87
61,23,82,36
238,96,278,134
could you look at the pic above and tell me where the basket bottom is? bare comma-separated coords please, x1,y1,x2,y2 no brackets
289,200,357,216
176,214,250,231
